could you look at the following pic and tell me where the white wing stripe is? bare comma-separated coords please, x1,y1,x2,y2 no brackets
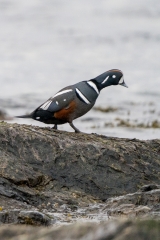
87,81,99,94
53,89,73,98
40,100,52,110
76,88,90,104
102,76,109,84
40,89,73,110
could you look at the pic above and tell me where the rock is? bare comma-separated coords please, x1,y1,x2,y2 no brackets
0,122,159,227
18,211,53,226
0,122,159,199
0,210,20,224
103,185,160,219
139,184,160,192
0,110,12,120
0,219,159,240
0,209,53,226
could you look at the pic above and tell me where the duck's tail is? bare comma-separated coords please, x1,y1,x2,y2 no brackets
16,113,33,119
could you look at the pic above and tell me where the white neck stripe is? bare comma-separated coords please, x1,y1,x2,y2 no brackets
76,88,90,104
102,76,109,84
53,89,73,98
119,76,124,84
87,81,99,95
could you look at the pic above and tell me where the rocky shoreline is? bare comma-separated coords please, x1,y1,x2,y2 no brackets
0,122,159,239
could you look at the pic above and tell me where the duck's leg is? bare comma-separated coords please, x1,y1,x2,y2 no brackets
52,124,57,130
69,122,81,133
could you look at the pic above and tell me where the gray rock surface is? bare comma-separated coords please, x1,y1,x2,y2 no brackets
18,210,53,226
103,185,160,219
0,122,159,238
0,122,159,199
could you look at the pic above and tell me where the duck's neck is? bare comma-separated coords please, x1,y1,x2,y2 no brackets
90,78,111,91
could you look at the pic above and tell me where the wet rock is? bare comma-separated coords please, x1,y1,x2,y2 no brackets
0,210,20,224
0,110,12,120
18,211,53,226
103,185,160,219
0,209,53,226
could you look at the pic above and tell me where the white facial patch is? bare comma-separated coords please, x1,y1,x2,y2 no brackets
112,75,116,78
36,117,40,119
56,101,59,105
53,89,73,98
119,76,124,84
40,100,52,110
101,76,109,84
75,88,90,104
87,81,99,95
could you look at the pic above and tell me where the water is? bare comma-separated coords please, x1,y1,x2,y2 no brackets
0,0,160,139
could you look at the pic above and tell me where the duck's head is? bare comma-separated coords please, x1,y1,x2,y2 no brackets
92,69,128,90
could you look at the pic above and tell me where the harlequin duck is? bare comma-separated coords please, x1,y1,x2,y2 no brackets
17,69,128,132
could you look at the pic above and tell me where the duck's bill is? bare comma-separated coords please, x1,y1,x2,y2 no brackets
120,81,128,88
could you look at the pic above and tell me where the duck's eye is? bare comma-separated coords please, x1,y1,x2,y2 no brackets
112,75,116,78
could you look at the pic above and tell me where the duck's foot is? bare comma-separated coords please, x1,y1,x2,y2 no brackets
69,122,81,133
52,124,58,130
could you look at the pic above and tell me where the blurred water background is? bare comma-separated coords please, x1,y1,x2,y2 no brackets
0,0,160,139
